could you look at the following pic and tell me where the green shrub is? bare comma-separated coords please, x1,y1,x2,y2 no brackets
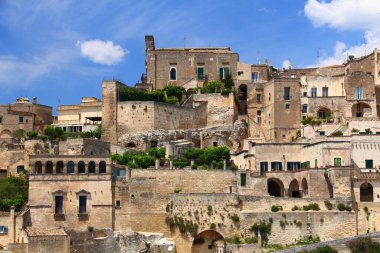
228,164,238,171
230,214,240,223
12,129,26,140
164,96,179,105
26,131,38,139
348,237,380,253
174,188,182,193
202,81,224,93
244,236,258,244
365,128,373,134
302,116,322,126
191,164,198,170
251,220,271,245
183,148,204,160
225,236,241,244
324,200,333,210
271,205,283,212
303,203,320,211
0,172,29,211
331,131,343,137
351,128,360,133
337,203,352,211
172,159,190,168
134,155,155,168
44,126,64,140
296,235,320,245
163,85,185,101
292,205,300,211
148,147,166,158
210,223,216,230
299,245,337,253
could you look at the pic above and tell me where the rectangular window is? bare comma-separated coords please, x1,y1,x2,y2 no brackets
319,131,325,136
240,173,246,187
256,94,261,103
219,67,229,80
285,103,290,109
260,162,268,174
252,72,259,82
237,71,244,76
0,226,8,234
55,196,63,214
284,87,290,100
311,88,317,97
19,116,24,123
365,159,374,169
303,91,308,97
79,196,87,214
16,165,25,173
197,67,204,80
0,116,2,124
302,104,308,113
334,158,342,166
287,162,301,171
322,87,329,97
115,200,121,208
355,87,363,100
271,162,282,171
315,159,318,168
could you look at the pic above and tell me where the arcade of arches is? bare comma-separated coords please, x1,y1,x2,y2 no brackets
268,178,309,198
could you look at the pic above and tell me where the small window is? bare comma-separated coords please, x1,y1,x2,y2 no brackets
19,116,24,123
197,67,204,80
237,71,244,76
219,67,229,80
322,87,329,97
79,196,87,214
355,87,363,100
208,245,213,250
252,72,259,82
311,88,317,97
284,87,290,100
302,104,308,113
271,162,282,171
334,158,342,166
365,160,374,169
0,116,2,124
285,103,290,109
260,162,268,174
0,226,8,234
99,161,107,174
256,94,261,103
287,162,301,171
240,173,246,187
319,131,325,136
213,142,218,147
170,68,177,81
115,200,121,208
303,92,307,97
55,195,63,214
17,165,25,173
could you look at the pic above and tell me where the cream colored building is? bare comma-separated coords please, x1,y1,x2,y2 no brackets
54,97,102,133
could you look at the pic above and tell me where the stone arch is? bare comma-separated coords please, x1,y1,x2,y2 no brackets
35,161,42,174
360,182,373,202
301,178,309,197
99,161,106,174
352,102,371,118
67,161,74,174
288,179,301,198
78,161,85,174
267,178,284,197
192,230,224,253
317,107,331,119
0,129,12,139
238,84,248,115
45,161,53,174
56,161,64,174
88,161,96,174
0,141,8,149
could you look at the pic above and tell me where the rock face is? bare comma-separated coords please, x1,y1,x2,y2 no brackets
117,121,248,153
68,229,174,253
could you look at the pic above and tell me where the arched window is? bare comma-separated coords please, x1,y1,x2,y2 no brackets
360,183,373,202
288,179,300,198
45,161,53,174
35,161,42,174
99,161,106,174
170,68,177,81
56,161,64,174
67,161,74,174
88,161,96,174
301,178,309,197
78,161,85,174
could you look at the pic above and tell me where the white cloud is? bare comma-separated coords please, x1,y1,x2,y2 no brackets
77,39,128,65
282,59,291,69
304,0,380,66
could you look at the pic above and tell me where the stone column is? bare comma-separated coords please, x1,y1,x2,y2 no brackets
223,160,227,170
155,159,160,169
169,160,173,170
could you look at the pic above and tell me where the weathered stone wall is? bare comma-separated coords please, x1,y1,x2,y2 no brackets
28,235,69,253
58,138,111,156
0,150,26,176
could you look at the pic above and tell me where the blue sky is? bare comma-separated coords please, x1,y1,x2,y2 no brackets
1,0,380,113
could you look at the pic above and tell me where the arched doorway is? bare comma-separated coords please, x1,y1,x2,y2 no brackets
56,161,64,174
192,230,224,253
301,178,309,197
317,107,331,119
288,179,301,198
360,183,373,202
267,178,284,197
45,161,53,174
99,161,107,173
238,84,248,115
352,102,371,118
35,161,42,174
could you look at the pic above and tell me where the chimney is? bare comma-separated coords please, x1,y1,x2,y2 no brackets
145,35,155,51
374,48,379,85
33,97,37,104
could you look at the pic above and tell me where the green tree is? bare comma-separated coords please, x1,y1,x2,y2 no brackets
148,147,166,158
223,73,234,90
0,172,29,211
44,126,64,140
163,85,185,102
12,129,26,140
202,81,224,93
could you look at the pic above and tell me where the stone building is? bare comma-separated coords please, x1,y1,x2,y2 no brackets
53,97,102,133
0,97,52,146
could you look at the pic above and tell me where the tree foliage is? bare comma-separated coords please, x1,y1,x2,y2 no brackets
148,147,166,158
0,172,29,211
12,129,26,140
